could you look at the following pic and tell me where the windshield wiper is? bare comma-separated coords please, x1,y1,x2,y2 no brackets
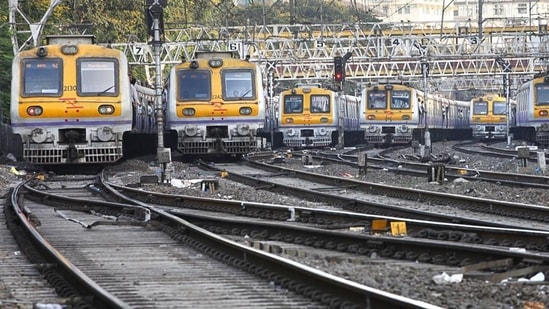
97,85,115,96
239,89,252,100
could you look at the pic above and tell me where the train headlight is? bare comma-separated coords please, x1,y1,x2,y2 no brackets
98,105,115,115
30,128,48,143
539,110,548,117
320,117,329,123
61,45,78,55
183,108,196,116
239,107,252,115
367,115,375,120
287,129,296,137
318,128,327,136
184,126,198,136
402,115,410,120
27,106,43,116
208,59,223,68
237,124,250,136
285,118,294,123
96,127,113,142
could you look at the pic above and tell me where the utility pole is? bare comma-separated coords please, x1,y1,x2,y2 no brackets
146,0,171,183
478,0,483,40
496,57,512,147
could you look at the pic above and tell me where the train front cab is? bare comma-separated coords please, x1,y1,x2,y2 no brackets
279,86,335,148
10,36,132,165
471,96,509,140
362,84,415,145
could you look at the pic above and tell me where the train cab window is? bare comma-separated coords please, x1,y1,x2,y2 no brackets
223,70,255,100
78,60,118,96
284,95,303,113
473,101,488,115
368,92,386,109
535,84,549,105
390,90,410,109
310,95,330,113
177,70,211,101
493,101,507,115
22,59,62,96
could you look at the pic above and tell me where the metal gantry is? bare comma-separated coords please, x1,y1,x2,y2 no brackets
8,0,549,95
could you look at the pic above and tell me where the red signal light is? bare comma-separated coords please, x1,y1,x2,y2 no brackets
334,56,345,82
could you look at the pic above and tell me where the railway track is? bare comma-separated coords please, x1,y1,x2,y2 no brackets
196,158,549,230
4,174,438,309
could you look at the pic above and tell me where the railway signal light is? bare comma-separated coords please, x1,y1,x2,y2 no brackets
334,56,345,82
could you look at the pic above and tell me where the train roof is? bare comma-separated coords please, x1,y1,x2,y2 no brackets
194,51,239,59
45,35,96,45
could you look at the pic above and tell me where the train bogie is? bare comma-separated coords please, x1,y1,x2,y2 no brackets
10,35,134,165
164,51,265,156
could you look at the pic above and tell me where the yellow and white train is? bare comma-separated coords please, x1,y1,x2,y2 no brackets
361,83,471,145
273,84,362,148
10,35,144,165
163,51,265,157
470,94,515,140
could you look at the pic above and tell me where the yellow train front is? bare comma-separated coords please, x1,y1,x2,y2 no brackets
470,94,514,140
514,75,549,145
164,52,265,157
360,84,418,144
276,84,361,148
10,35,133,165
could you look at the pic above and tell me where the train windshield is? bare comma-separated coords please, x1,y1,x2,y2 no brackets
177,70,211,101
310,95,330,113
223,70,255,100
283,95,303,113
22,59,62,96
367,91,386,109
78,60,118,95
493,101,507,115
473,101,488,114
535,84,549,105
390,90,411,109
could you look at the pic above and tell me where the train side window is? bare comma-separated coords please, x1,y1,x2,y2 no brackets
78,59,118,96
22,59,62,96
311,95,330,113
223,70,255,100
284,95,303,113
177,70,211,101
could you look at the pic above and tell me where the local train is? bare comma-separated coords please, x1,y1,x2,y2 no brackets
270,84,362,149
163,51,265,157
470,94,515,140
513,74,549,145
10,35,154,165
360,83,471,145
